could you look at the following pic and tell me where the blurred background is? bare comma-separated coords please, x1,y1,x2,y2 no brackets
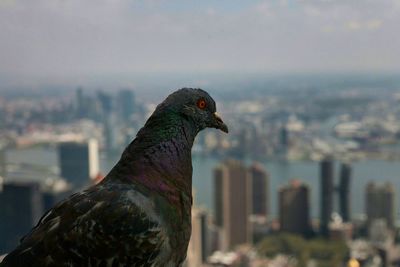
1,0,400,266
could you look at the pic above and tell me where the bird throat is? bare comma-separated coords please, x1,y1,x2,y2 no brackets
112,113,198,205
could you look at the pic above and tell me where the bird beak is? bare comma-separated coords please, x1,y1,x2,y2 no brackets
212,112,229,133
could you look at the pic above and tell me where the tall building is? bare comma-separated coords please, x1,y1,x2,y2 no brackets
279,125,289,148
366,182,395,229
187,208,210,267
214,159,252,251
339,163,352,222
117,89,135,122
0,148,6,178
58,139,99,188
320,157,334,237
75,87,87,119
279,180,311,236
0,182,44,254
96,90,113,122
249,163,268,217
214,166,224,228
96,91,113,115
103,113,120,154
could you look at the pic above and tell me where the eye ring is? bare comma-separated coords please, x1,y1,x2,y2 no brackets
197,99,207,110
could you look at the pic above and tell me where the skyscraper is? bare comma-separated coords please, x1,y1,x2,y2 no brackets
117,89,135,122
366,182,395,229
58,139,99,188
214,166,224,228
339,163,352,222
320,157,334,237
0,148,6,178
97,91,113,114
75,87,87,119
279,125,289,149
187,208,210,267
279,180,311,236
0,182,44,254
103,113,119,154
249,163,268,217
214,159,252,251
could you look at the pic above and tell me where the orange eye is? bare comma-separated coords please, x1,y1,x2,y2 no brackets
197,99,207,109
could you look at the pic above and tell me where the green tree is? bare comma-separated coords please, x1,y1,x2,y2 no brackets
257,233,348,267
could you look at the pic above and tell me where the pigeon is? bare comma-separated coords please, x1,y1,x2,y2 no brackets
1,88,228,267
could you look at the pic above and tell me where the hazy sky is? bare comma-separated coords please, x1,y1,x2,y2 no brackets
1,0,400,87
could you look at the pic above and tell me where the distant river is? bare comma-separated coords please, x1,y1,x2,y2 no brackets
5,147,400,221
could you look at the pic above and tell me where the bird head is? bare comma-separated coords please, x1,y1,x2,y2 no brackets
154,88,228,134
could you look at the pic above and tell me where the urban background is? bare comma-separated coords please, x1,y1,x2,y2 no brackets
2,75,400,267
1,0,400,267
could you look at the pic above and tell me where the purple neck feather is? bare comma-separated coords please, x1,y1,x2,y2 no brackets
107,118,198,205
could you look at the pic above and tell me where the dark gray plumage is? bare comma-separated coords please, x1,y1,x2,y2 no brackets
0,88,228,267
